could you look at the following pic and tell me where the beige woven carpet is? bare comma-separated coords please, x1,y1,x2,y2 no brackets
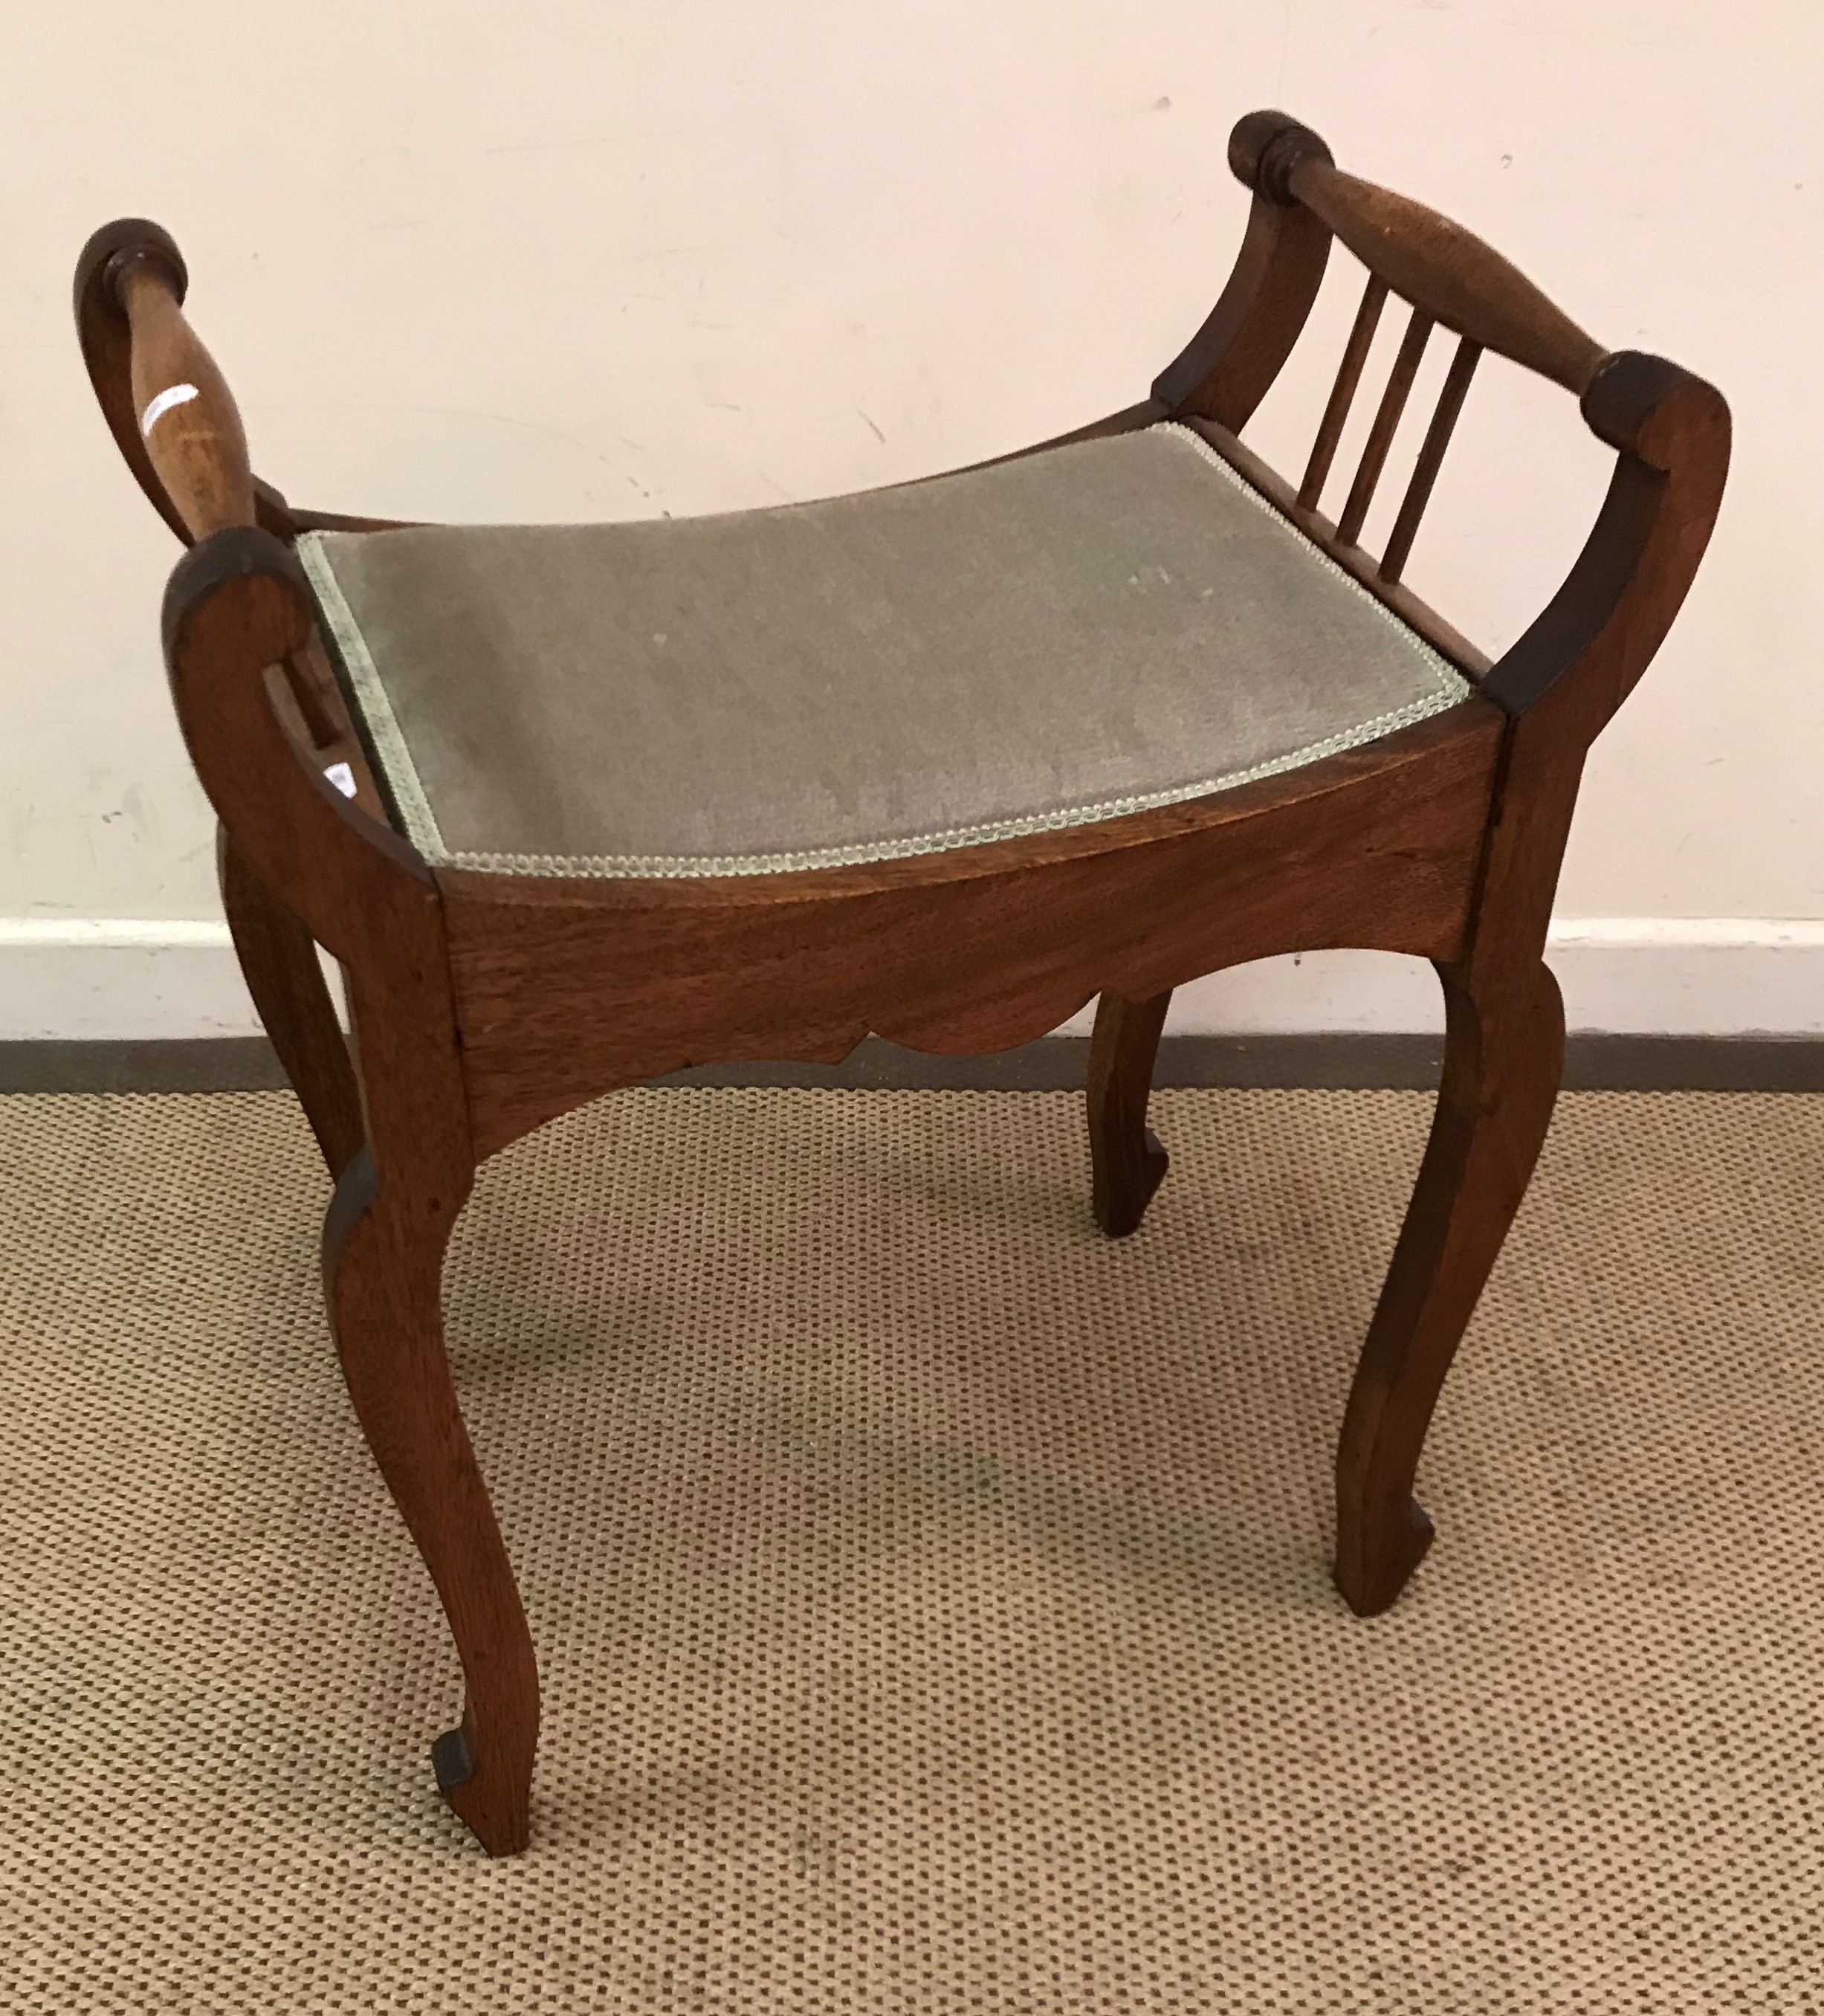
2,1088,1820,2012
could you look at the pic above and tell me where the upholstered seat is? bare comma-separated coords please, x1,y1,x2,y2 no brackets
299,424,1466,879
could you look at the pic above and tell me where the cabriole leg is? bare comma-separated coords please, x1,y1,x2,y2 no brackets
1087,988,1173,1237
1333,956,1564,1616
323,1145,538,1855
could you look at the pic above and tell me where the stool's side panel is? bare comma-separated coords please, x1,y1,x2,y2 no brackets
441,703,1505,1160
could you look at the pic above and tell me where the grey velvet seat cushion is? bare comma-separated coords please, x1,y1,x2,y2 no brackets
298,424,1468,879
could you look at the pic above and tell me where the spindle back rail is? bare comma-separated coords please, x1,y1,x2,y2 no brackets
1152,110,1650,671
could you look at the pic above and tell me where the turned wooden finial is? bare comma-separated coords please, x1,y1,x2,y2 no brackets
1228,111,1334,204
74,217,253,541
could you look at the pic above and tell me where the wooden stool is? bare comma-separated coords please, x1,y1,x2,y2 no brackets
76,109,1727,1855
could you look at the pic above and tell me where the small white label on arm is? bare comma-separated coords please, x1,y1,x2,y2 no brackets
323,761,358,798
140,383,200,436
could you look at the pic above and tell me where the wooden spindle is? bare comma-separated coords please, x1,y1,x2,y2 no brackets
1336,307,1432,550
111,253,253,540
1299,275,1388,511
1380,337,1481,586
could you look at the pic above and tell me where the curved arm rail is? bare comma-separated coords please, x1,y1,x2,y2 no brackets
1150,193,1331,428
1484,352,1730,723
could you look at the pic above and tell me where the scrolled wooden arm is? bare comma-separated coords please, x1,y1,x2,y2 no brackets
1484,350,1730,723
1151,114,1333,428
161,528,429,953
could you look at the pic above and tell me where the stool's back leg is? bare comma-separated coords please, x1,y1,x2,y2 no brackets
219,827,363,1177
1087,989,1173,1237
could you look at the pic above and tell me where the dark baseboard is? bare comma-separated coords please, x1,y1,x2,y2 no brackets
0,1037,293,1093
3,1031,1820,1096
1554,1034,1824,1092
649,1035,1455,1091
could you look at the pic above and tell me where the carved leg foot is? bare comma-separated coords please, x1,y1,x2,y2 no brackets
323,1148,538,1855
1087,989,1173,1237
219,826,363,1177
1333,957,1565,1616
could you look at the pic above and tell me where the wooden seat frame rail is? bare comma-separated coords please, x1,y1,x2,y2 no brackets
76,109,1728,1857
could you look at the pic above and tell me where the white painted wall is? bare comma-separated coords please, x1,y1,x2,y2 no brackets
4,1,1820,1039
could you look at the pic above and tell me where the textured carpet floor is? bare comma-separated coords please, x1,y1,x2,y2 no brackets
1,1087,1819,2012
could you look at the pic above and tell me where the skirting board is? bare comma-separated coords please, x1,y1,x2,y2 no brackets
1,917,1821,1093
2,1031,1819,1094
4,918,1823,1044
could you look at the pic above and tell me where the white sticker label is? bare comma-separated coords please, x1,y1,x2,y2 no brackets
323,761,358,799
140,382,200,436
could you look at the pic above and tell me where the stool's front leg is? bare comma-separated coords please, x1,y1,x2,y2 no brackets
1333,955,1564,1615
323,1141,539,1856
